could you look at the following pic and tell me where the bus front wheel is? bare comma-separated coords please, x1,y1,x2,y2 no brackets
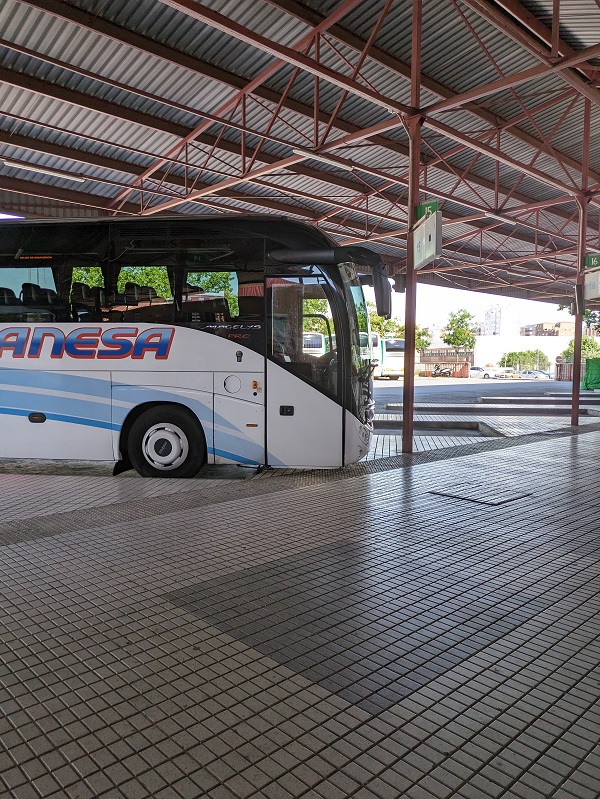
128,406,206,478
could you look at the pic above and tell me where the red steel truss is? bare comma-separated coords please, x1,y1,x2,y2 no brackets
0,0,597,311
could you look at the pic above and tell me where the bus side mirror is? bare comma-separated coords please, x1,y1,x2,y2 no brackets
372,266,392,319
393,275,406,293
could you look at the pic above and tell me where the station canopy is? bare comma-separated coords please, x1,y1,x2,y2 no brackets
0,0,599,304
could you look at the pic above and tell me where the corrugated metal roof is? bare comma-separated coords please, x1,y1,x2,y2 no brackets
0,0,597,301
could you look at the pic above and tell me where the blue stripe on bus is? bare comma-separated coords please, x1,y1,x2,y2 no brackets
0,371,271,465
0,367,112,398
0,408,263,462
0,388,112,424
210,448,261,465
0,406,118,430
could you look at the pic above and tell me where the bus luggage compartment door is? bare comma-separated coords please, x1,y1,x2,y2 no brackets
213,372,265,466
0,369,114,461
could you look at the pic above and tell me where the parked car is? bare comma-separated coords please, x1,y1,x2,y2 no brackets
469,365,498,379
495,368,521,379
520,369,551,380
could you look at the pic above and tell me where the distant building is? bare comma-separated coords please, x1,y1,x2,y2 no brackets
520,321,575,337
482,305,502,336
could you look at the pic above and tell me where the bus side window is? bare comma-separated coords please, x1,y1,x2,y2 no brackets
108,265,173,323
171,270,264,354
70,266,105,321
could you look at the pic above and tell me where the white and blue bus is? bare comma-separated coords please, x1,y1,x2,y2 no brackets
0,215,391,477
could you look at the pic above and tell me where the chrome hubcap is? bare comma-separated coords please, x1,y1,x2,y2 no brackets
142,423,189,471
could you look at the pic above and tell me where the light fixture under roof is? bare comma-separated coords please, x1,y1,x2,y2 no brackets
292,148,354,171
1,160,86,183
0,212,25,220
486,212,517,225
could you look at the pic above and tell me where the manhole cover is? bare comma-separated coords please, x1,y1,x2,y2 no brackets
429,483,531,505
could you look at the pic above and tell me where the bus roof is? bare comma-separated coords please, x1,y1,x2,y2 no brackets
0,214,341,253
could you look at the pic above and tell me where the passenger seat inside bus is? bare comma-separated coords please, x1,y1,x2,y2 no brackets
70,281,100,321
180,295,231,323
123,282,165,306
22,282,61,307
0,288,22,305
237,295,262,321
18,282,66,321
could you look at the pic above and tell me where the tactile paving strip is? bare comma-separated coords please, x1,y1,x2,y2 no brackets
1,421,599,548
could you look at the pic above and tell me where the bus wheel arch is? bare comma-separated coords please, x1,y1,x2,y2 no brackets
118,402,207,478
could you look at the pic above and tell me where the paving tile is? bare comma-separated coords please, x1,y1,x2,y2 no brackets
0,429,599,799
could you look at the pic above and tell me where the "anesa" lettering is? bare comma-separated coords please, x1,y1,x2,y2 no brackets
0,326,175,359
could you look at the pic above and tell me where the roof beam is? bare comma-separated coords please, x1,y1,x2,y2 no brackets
460,0,600,108
423,41,600,115
14,0,599,196
0,176,140,214
425,118,583,197
0,67,586,247
261,0,600,185
0,68,393,198
2,128,571,253
0,132,420,237
109,0,368,207
157,0,409,116
158,0,587,199
1,61,565,222
494,0,599,81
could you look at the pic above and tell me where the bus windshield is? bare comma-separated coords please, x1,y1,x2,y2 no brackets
340,263,373,424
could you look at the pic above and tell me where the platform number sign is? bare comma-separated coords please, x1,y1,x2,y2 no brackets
416,201,439,221
585,254,600,269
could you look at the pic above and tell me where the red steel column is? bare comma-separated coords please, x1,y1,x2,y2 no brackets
571,196,588,424
402,0,422,454
571,98,591,425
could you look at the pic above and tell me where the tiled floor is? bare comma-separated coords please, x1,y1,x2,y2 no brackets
1,429,599,799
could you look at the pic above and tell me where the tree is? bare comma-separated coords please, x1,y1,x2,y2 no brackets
395,323,432,353
584,310,600,335
367,301,402,337
442,309,476,356
499,350,550,371
561,335,600,362
303,298,330,333
366,303,432,351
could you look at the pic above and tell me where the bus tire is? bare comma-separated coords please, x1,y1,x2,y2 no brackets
389,376,400,381
128,406,206,478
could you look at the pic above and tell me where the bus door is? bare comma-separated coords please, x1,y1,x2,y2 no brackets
266,274,343,468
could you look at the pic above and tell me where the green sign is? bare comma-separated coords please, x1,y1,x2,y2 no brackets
585,254,600,269
416,201,439,220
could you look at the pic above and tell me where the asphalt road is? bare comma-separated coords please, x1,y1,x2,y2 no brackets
373,377,567,411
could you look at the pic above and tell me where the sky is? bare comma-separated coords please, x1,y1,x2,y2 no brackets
366,283,574,331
